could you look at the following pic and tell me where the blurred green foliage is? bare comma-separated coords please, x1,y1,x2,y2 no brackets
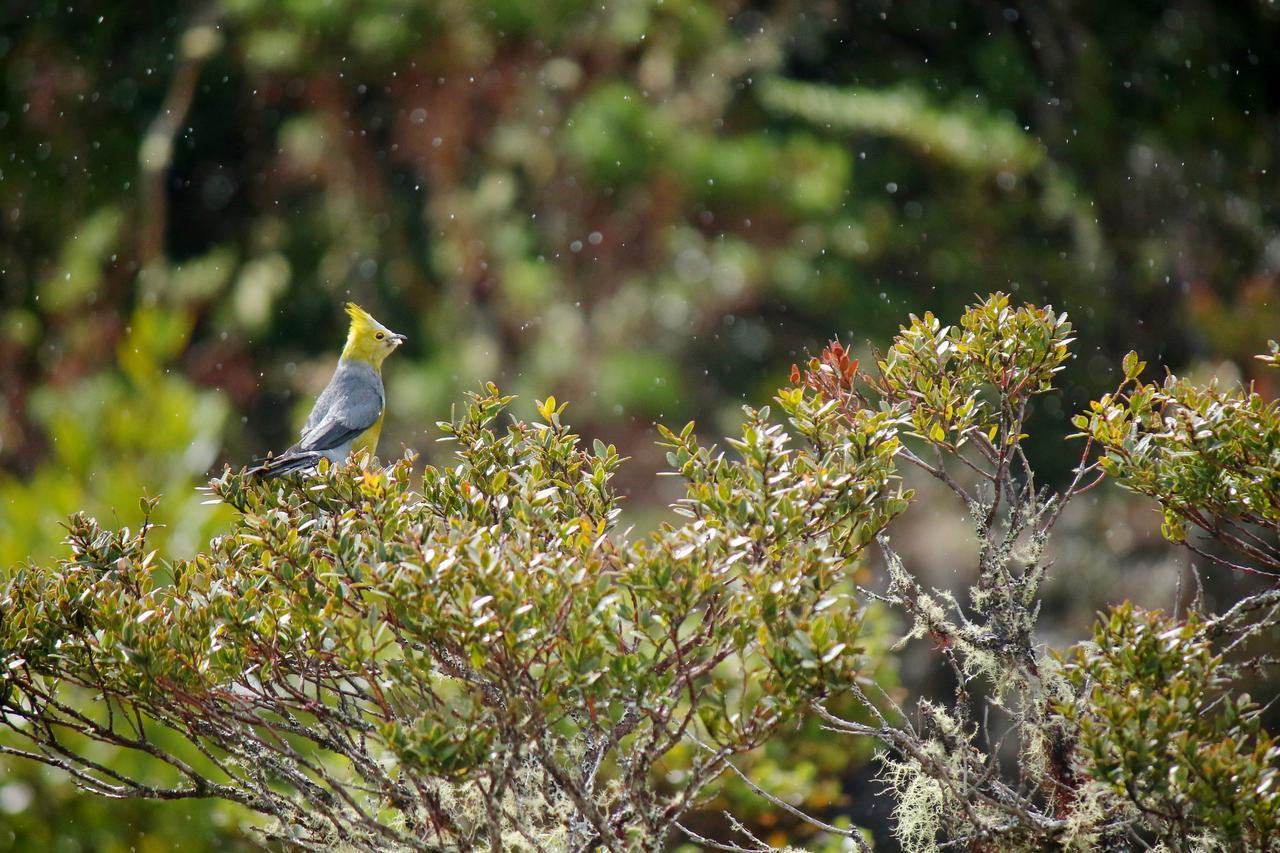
0,306,234,568
1,0,1278,847
0,737,253,853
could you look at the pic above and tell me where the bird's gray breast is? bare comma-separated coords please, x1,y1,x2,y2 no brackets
302,359,385,437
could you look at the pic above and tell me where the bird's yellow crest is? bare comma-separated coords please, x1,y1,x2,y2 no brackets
341,302,405,366
345,301,378,331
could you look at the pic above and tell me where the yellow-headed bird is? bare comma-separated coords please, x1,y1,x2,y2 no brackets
249,303,405,478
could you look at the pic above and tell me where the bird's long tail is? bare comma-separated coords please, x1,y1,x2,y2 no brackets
247,451,324,479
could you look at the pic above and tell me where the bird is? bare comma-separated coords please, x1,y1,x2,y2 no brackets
248,302,406,478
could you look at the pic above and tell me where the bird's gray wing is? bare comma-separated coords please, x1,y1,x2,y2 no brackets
296,368,383,452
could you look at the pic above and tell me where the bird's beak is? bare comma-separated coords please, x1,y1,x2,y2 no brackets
391,332,407,346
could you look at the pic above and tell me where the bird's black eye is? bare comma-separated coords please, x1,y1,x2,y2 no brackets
376,333,385,340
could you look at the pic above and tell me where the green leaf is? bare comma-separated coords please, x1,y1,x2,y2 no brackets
1122,350,1142,380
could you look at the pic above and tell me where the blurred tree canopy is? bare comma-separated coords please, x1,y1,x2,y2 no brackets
4,1,1278,497
1,0,1278,849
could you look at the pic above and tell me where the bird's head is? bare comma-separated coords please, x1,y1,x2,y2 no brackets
341,302,406,367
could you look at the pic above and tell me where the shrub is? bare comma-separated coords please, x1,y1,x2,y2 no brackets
2,294,1275,850
0,382,905,849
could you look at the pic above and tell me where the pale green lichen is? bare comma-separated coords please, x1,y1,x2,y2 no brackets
880,748,947,853
1054,780,1131,851
879,702,992,853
